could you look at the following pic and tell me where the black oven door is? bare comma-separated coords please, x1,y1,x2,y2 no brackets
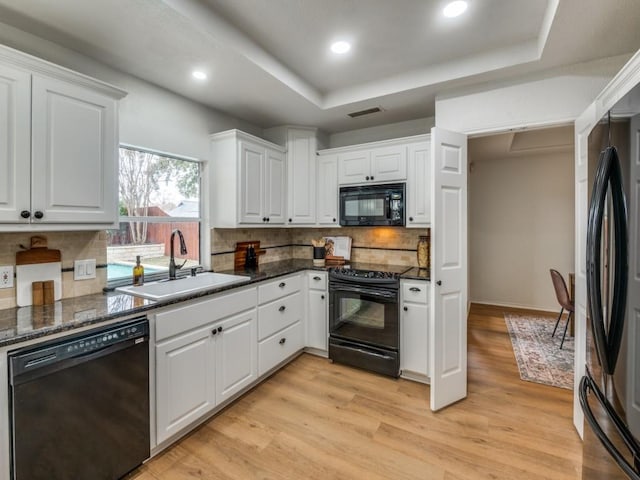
329,282,399,350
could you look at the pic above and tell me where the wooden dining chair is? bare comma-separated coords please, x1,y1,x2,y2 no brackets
550,269,574,349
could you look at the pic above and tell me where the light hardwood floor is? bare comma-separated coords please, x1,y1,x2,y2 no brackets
129,304,583,479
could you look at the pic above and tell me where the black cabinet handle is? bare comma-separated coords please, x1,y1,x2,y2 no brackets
436,280,442,286
262,217,267,222
212,329,217,335
403,306,408,311
409,217,414,222
279,305,286,312
321,295,325,300
313,276,321,281
279,282,286,288
365,176,370,180
34,211,44,219
20,210,31,219
409,287,421,292
217,326,223,333
333,218,336,222
279,338,286,345
289,218,292,222
266,217,270,222
370,176,374,181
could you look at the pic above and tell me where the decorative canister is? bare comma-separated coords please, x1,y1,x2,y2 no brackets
417,235,429,269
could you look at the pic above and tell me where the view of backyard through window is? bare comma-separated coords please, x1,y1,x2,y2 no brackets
107,147,201,283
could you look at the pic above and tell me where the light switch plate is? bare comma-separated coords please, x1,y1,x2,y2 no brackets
0,265,14,288
74,259,97,280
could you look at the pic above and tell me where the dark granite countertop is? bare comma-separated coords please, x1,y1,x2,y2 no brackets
400,267,431,281
0,259,426,349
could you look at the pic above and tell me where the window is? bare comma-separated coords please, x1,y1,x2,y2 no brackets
107,146,202,285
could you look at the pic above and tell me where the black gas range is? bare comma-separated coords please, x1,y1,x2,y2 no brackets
328,264,411,377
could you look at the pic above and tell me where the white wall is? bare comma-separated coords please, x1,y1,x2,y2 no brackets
468,127,575,311
436,55,630,135
0,21,261,160
329,117,435,148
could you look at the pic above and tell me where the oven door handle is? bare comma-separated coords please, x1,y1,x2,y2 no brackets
330,284,397,299
337,342,396,361
579,374,640,478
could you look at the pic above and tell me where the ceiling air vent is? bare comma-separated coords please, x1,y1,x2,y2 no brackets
347,107,382,118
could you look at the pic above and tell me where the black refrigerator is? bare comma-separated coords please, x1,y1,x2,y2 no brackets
581,135,640,479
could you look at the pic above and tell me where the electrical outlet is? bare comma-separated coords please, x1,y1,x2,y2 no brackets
0,265,14,289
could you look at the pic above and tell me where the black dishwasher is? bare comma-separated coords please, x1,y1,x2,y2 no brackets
9,317,150,480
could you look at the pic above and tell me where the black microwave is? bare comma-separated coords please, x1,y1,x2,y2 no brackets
339,183,405,226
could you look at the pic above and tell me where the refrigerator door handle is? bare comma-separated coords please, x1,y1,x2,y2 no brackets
586,146,628,375
580,374,640,479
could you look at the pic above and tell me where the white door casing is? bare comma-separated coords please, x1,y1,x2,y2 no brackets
430,126,468,411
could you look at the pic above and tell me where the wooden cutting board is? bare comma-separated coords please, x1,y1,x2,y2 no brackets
16,244,62,307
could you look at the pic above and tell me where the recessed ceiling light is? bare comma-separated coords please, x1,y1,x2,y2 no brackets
192,70,207,80
330,41,351,54
443,1,468,18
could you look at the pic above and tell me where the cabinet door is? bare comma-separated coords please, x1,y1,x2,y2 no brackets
401,302,429,377
156,326,216,444
287,130,316,225
216,309,258,405
264,147,286,224
371,145,407,182
317,154,339,225
0,64,31,224
406,142,431,226
338,150,370,185
239,140,265,223
31,75,117,224
307,289,328,352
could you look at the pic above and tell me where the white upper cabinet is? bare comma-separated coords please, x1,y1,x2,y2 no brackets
406,141,431,227
316,153,339,225
336,143,407,185
286,128,317,225
210,130,287,227
0,45,125,230
0,63,31,224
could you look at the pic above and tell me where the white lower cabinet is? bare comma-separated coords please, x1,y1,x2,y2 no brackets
156,325,216,444
258,320,304,376
306,271,328,353
400,279,430,382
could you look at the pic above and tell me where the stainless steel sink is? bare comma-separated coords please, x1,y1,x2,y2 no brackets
116,272,250,301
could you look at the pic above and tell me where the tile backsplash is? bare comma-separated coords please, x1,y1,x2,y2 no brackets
212,227,429,271
0,232,107,310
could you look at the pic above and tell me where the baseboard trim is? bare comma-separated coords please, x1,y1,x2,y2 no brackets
470,301,561,317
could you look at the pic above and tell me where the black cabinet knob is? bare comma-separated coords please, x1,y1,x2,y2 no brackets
370,176,374,181
321,295,325,300
20,210,31,219
409,217,414,222
279,305,286,312
403,306,408,311
436,280,442,286
262,217,267,222
279,282,286,288
332,218,336,222
212,329,217,335
217,326,223,333
279,338,286,345
34,211,44,219
365,176,370,180
289,218,292,222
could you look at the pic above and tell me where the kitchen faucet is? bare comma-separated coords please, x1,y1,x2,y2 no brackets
169,229,188,280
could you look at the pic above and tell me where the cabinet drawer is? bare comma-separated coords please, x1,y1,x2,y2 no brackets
258,291,303,341
258,320,303,376
155,287,257,341
401,281,428,304
307,271,327,291
258,274,301,304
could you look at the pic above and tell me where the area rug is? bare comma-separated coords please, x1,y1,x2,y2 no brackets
504,314,574,390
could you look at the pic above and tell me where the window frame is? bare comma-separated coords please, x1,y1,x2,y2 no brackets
107,144,205,288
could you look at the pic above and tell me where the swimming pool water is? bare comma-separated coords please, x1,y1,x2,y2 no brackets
107,263,164,280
